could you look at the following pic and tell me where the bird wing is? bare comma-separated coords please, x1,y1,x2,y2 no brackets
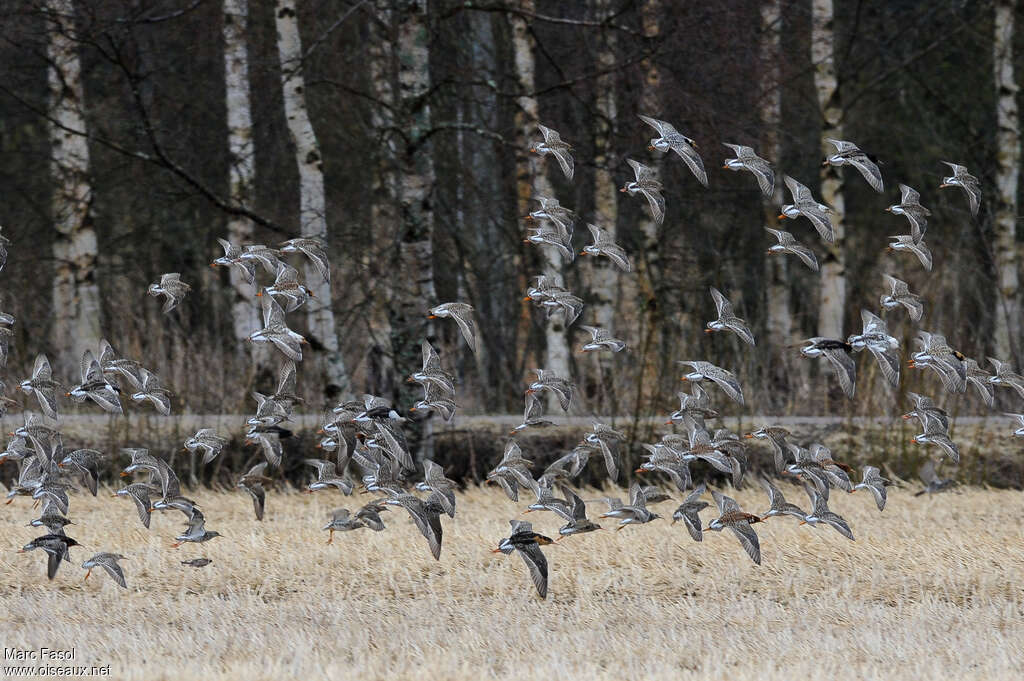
709,287,733,318
823,347,857,398
671,142,708,186
724,318,756,346
448,306,477,353
298,242,330,283
101,559,127,588
910,239,933,270
712,490,738,515
867,346,901,386
550,146,574,181
33,353,52,381
803,207,836,243
784,175,812,203
638,114,674,137
516,543,549,599
628,158,653,183
708,368,744,405
728,522,761,565
848,155,884,192
746,157,774,196
681,510,703,542
789,240,819,271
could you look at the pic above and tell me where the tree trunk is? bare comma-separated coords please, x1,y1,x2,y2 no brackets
812,0,845,340
589,0,619,411
274,1,351,399
994,0,1021,363
47,0,101,376
394,0,437,397
511,0,570,407
761,0,792,403
627,0,664,429
223,0,259,346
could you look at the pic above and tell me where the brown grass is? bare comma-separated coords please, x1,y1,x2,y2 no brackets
1,484,1023,680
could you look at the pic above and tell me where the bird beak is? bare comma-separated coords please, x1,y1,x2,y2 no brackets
427,314,437,319
939,183,949,188
910,438,917,443
680,377,688,382
777,214,787,220
529,148,537,153
743,434,753,439
798,520,807,525
119,471,129,477
522,296,532,301
664,420,673,425
721,164,728,169
619,187,627,193
647,145,654,151
524,215,534,221
704,329,713,334
256,290,263,297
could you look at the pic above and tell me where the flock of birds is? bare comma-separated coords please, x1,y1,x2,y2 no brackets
2,114,1024,599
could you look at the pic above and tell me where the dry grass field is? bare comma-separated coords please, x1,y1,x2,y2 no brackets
2,483,1023,680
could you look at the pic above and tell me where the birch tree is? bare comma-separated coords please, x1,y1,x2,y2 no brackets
511,0,570,402
365,1,437,406
47,0,101,376
761,0,791,394
994,0,1021,362
274,1,350,397
223,0,258,346
392,0,437,394
588,0,620,409
812,0,846,340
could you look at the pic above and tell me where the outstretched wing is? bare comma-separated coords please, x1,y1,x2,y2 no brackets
516,543,549,599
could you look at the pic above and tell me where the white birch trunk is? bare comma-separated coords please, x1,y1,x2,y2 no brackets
274,1,350,397
994,0,1021,361
511,0,570,405
636,0,661,298
223,0,259,346
366,3,398,396
812,0,845,340
761,0,792,375
394,0,437,345
589,0,619,409
47,0,101,376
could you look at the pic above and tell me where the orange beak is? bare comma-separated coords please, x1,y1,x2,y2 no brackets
427,314,437,319
704,329,713,334
680,377,688,382
647,145,654,151
744,434,753,439
120,471,129,477
777,214,787,220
